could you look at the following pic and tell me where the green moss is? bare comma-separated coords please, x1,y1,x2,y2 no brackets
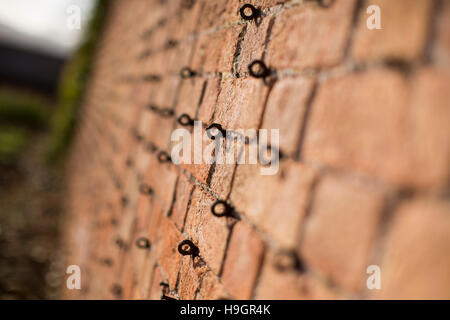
0,89,49,129
0,127,29,164
46,0,109,163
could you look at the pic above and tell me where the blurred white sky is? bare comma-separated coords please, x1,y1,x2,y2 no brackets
0,0,97,56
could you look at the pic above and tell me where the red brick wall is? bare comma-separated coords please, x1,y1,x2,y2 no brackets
63,0,450,299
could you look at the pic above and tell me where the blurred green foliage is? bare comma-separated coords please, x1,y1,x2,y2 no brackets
0,89,49,128
0,89,49,164
46,0,109,162
0,126,28,164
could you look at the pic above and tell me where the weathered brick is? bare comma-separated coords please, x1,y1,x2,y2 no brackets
300,174,385,292
197,77,221,123
237,16,274,75
155,215,183,290
352,0,433,62
304,70,403,178
176,78,207,118
191,25,245,74
374,198,450,299
214,76,268,130
433,0,450,68
230,161,316,248
303,67,450,188
267,0,357,70
407,68,450,188
178,256,208,300
171,174,195,230
197,271,228,300
144,154,178,211
148,265,166,300
255,248,339,299
184,189,230,274
222,221,265,299
261,77,315,156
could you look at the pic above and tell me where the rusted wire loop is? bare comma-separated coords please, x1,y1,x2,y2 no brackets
211,200,232,218
177,240,199,256
125,157,133,167
318,0,334,8
139,183,153,195
274,251,305,273
248,60,271,78
157,151,172,163
146,141,158,153
121,196,129,207
159,108,175,118
136,237,151,249
147,104,159,112
115,237,126,248
111,284,123,297
206,123,225,139
178,113,195,126
240,3,260,21
180,67,196,79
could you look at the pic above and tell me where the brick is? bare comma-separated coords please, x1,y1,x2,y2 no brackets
407,68,450,188
191,25,245,74
197,271,228,300
222,221,265,299
178,256,208,300
267,0,357,70
300,174,385,292
352,0,433,62
197,77,221,123
433,0,450,68
261,77,315,156
209,162,237,200
230,161,316,248
303,69,410,185
148,265,166,300
119,253,137,299
374,198,450,299
134,253,156,299
171,174,195,230
237,16,274,76
155,215,183,290
255,249,339,299
304,67,450,188
145,155,178,211
214,77,268,130
177,126,213,184
176,78,207,118
184,189,230,274
197,0,240,31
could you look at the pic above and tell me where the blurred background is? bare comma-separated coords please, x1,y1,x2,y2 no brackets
0,0,107,299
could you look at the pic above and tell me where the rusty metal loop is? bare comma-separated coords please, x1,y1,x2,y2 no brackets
211,200,232,218
177,240,199,256
206,123,225,139
139,183,153,195
180,67,196,79
136,237,151,249
240,4,260,21
157,151,172,163
178,113,195,126
248,60,271,78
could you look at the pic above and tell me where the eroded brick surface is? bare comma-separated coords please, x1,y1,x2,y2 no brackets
63,0,450,300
